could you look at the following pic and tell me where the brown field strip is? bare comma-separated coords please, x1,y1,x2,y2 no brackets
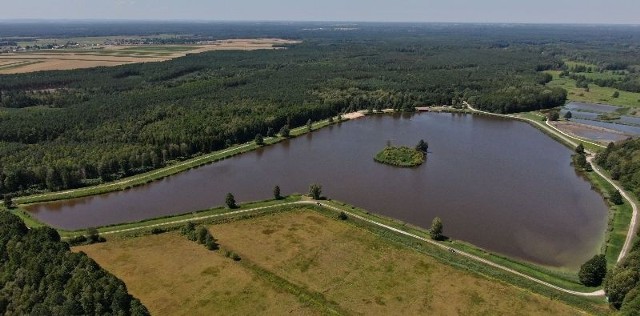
0,38,299,74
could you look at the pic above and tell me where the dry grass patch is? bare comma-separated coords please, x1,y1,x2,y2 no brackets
75,232,318,316
214,209,583,315
76,208,586,315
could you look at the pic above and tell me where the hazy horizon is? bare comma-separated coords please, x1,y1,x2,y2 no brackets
2,0,640,25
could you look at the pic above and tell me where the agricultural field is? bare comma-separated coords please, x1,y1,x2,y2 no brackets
0,38,298,74
76,209,587,315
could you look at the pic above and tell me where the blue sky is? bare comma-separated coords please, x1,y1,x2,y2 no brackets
2,0,640,24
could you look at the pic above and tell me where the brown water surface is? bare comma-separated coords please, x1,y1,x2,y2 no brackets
28,113,608,268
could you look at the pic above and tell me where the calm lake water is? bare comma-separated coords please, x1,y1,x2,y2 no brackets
28,113,608,268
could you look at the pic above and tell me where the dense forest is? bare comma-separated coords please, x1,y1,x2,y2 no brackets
0,211,148,315
605,238,640,313
0,23,639,196
596,138,640,197
596,138,640,312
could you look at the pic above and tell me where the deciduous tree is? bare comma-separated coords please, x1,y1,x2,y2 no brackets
429,217,443,240
273,185,281,200
578,254,607,286
225,193,237,209
611,190,624,205
309,184,322,200
255,133,264,146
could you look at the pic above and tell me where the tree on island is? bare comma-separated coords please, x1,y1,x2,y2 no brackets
564,111,573,120
309,184,322,200
279,125,290,138
575,143,585,154
579,254,607,287
610,190,624,205
254,133,264,146
225,193,237,209
416,139,429,152
273,185,282,200
429,217,444,241
547,111,560,121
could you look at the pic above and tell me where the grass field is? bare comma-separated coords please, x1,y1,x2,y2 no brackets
76,209,591,315
546,70,640,110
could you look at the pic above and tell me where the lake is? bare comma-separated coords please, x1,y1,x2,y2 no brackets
27,113,608,268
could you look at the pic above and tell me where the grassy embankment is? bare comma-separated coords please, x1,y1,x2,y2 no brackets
374,146,425,167
13,117,341,206
76,206,606,315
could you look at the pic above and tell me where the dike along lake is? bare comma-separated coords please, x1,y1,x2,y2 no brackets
27,113,608,268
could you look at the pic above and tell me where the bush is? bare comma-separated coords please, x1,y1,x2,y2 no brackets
182,222,218,250
150,227,165,234
180,222,197,241
338,211,348,220
225,250,241,261
67,235,88,246
610,190,624,206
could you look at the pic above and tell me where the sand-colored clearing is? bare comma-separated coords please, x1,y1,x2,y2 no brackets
0,38,299,74
77,209,584,315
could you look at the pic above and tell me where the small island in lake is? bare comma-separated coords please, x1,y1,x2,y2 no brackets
374,140,428,167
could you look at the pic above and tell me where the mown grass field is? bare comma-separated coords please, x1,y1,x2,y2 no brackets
77,208,591,315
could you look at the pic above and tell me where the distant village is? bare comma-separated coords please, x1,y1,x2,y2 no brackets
0,36,202,54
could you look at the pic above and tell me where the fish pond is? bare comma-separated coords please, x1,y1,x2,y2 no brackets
27,113,608,268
